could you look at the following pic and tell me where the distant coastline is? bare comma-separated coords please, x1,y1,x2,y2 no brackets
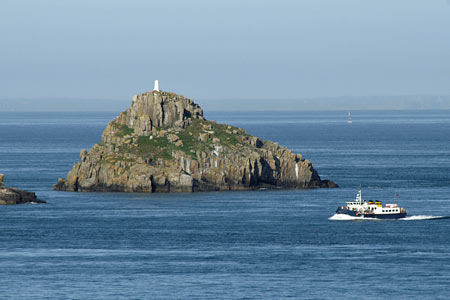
1,95,450,112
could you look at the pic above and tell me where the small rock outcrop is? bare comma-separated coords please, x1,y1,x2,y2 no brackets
54,90,337,193
0,174,46,205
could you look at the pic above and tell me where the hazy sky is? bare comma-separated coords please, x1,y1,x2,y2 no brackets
1,0,450,102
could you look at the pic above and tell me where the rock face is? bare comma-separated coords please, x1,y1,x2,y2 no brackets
53,90,337,193
0,174,46,205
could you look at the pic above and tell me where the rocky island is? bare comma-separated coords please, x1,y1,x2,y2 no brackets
0,174,46,205
54,88,336,193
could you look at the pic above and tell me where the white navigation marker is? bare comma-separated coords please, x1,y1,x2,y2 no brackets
154,80,160,92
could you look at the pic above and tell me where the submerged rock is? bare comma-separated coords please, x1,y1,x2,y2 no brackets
0,174,46,205
53,90,337,193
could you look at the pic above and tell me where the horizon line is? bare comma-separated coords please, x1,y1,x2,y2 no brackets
1,93,450,102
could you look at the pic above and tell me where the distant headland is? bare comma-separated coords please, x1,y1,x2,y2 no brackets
54,82,337,193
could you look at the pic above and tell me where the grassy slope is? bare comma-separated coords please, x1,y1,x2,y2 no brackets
108,119,249,162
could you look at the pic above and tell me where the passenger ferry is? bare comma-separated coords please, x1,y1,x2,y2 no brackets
336,187,407,219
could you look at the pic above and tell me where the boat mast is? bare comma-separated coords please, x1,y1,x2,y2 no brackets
357,184,362,203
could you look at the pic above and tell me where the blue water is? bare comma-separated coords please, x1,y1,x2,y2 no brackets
1,110,450,299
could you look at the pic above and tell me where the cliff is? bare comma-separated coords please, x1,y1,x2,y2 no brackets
53,90,337,193
0,174,46,205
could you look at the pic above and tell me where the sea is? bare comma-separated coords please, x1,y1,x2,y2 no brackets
1,110,450,300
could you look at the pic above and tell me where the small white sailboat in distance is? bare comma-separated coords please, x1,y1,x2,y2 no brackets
347,112,352,124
